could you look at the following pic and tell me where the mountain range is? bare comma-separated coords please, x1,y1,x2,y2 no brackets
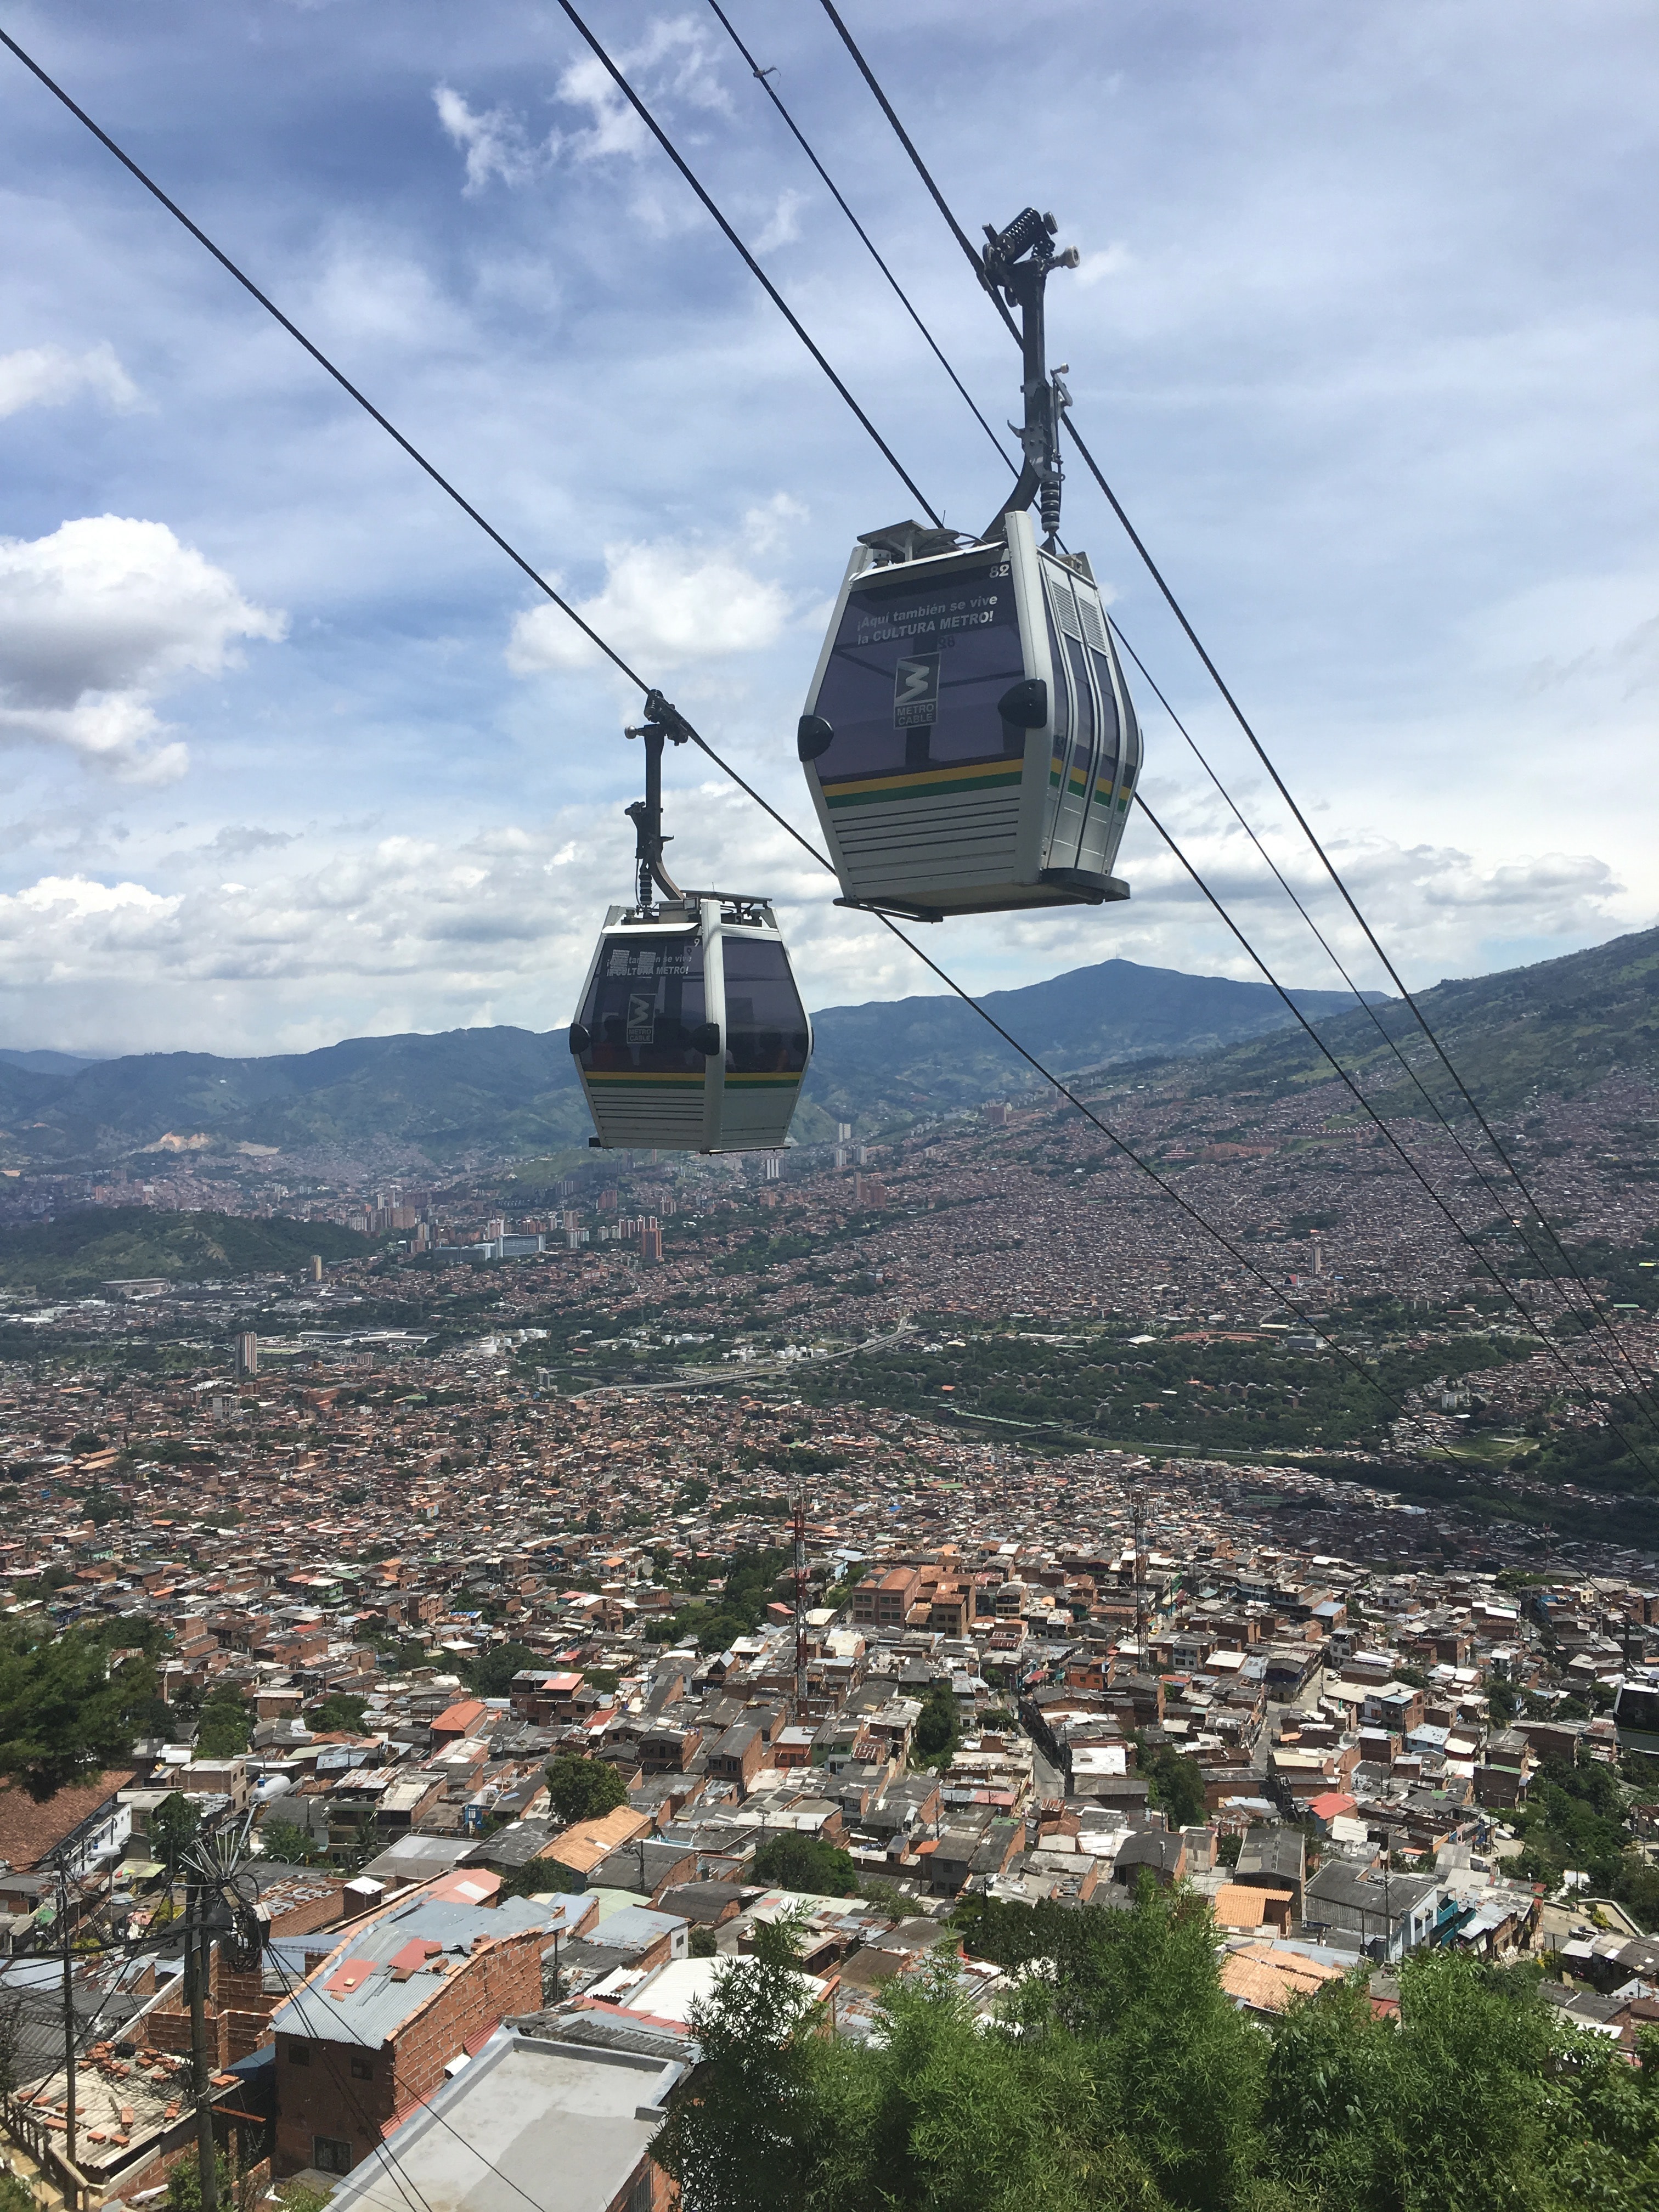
0,957,1369,1169
0,928,1651,1170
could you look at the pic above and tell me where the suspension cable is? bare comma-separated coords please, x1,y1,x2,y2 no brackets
702,0,1017,475
0,19,1599,1472
801,0,1659,1419
550,0,941,527
1112,615,1659,1420
1133,789,1659,1470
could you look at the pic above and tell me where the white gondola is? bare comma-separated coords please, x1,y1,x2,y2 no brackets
567,695,812,1153
569,895,811,1152
797,204,1140,922
798,507,1140,918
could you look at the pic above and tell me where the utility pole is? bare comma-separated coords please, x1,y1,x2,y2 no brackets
55,1856,76,2175
1131,1490,1149,1655
183,1870,219,2212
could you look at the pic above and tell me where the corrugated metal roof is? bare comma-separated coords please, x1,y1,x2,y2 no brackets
270,1895,567,2050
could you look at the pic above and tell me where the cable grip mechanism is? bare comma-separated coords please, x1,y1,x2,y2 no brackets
981,207,1079,550
623,692,691,912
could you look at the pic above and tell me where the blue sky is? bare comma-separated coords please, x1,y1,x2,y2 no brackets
0,0,1654,1056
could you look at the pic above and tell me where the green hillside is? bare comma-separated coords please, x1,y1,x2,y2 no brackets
0,1210,374,1295
1126,926,1659,1117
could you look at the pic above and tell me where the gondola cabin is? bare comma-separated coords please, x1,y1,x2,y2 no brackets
568,896,811,1152
797,508,1141,919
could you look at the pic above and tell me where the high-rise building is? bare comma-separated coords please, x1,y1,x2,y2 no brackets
854,1175,887,1209
642,1222,663,1264
983,1101,1011,1127
308,1253,324,1282
234,1332,257,1379
763,1155,782,1182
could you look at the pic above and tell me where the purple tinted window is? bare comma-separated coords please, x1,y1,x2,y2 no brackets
722,938,810,1074
810,556,1028,778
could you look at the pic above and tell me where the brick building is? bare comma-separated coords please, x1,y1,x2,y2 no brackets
269,1897,562,2176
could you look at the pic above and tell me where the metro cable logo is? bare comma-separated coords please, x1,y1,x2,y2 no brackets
893,651,941,729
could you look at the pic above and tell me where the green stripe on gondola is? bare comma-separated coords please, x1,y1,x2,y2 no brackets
725,1074,802,1090
822,764,1024,808
584,1071,704,1090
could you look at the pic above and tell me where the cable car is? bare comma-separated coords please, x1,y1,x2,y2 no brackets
797,507,1140,918
568,696,812,1153
795,205,1141,921
569,896,811,1152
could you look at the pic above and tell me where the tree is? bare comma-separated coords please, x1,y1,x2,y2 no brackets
751,1832,861,1897
545,1752,627,1826
305,1692,368,1736
259,1816,319,1866
166,2148,231,2212
0,1987,23,2097
495,1853,586,1900
150,1790,201,1872
651,1917,823,2212
196,1686,252,1757
913,1680,958,1768
0,1628,159,1798
1266,1948,1566,2210
1140,1741,1206,1831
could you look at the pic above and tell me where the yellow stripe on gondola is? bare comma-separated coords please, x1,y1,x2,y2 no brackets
822,761,1024,807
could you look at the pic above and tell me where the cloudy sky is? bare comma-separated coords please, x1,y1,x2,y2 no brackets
0,0,1654,1058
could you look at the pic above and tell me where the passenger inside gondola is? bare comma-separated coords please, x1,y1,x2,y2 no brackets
578,938,708,1073
723,940,810,1076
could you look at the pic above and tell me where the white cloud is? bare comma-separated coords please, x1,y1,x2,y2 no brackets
556,17,731,161
0,342,139,420
15,874,179,919
507,534,795,674
0,516,286,783
432,85,548,195
753,191,806,257
556,53,649,163
434,16,734,194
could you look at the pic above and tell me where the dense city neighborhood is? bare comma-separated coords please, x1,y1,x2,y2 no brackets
1,1058,1658,2209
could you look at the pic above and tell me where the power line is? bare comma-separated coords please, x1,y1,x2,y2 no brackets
577,3,1654,1437
702,0,1018,475
0,30,647,695
811,0,1017,340
802,1,1659,1426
